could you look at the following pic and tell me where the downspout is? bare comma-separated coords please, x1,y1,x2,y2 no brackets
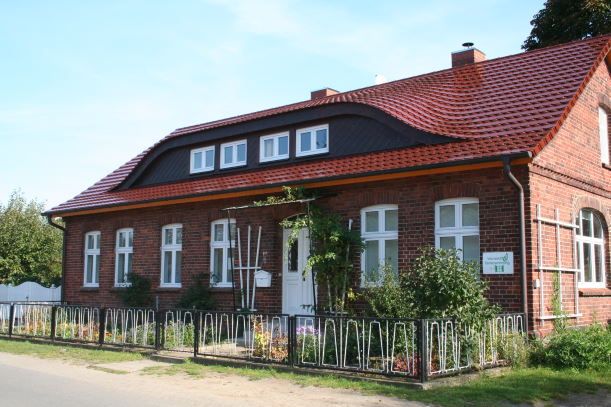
46,215,66,304
502,157,530,334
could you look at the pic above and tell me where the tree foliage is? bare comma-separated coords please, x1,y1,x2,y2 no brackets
363,247,499,326
0,190,62,287
523,0,611,51
119,273,153,307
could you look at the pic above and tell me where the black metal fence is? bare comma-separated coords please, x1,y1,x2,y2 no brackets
0,302,524,382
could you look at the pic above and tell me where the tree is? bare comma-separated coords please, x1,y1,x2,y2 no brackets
0,190,63,286
523,0,611,51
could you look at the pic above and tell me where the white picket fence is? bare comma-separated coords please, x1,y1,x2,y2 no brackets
0,282,61,302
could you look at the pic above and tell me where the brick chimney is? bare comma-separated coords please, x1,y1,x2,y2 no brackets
311,88,339,100
451,45,486,68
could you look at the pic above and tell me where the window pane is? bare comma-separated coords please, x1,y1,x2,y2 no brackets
127,253,133,275
315,129,327,149
164,228,173,245
119,232,126,248
163,251,172,283
117,254,125,283
224,146,233,164
593,214,603,238
213,248,223,283
95,234,100,250
205,149,214,168
229,223,236,241
94,255,100,284
439,205,455,228
214,224,224,241
384,239,398,273
193,151,203,169
582,212,592,237
288,239,299,272
364,240,380,280
87,235,94,250
365,211,379,233
594,244,603,283
583,242,592,282
463,235,480,263
176,227,182,245
278,136,289,156
300,132,311,151
86,255,94,283
264,139,274,157
462,203,479,227
236,143,246,162
385,209,398,232
439,236,455,250
128,231,133,248
175,251,182,284
226,248,233,283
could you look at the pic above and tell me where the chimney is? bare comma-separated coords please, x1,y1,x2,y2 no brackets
311,88,339,100
451,42,486,68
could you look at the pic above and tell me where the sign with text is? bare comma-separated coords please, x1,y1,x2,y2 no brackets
482,252,514,275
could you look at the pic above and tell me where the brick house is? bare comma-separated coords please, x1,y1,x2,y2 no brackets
45,36,611,336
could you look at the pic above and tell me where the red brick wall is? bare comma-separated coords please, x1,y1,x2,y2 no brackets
63,167,525,315
527,60,611,336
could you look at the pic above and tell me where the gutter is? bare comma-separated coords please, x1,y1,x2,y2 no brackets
502,156,531,334
46,215,66,304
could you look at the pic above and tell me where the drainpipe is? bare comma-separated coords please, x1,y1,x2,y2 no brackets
46,215,66,304
502,157,530,334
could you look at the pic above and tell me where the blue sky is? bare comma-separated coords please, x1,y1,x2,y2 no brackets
0,1,544,210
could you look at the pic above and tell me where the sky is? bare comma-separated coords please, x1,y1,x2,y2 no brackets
0,0,544,210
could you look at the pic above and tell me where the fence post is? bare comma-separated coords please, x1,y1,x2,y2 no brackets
8,303,14,338
98,308,106,346
288,316,295,366
193,311,200,358
155,311,161,350
419,319,428,383
50,306,57,342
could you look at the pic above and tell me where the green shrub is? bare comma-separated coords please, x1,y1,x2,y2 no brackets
531,325,611,370
177,274,215,310
496,332,530,368
363,247,499,326
119,274,153,307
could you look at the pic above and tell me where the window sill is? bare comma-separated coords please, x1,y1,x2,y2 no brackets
579,288,611,297
111,286,129,292
156,286,182,292
602,163,611,170
81,286,99,292
209,286,233,292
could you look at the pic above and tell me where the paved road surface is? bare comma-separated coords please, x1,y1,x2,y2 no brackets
0,353,417,407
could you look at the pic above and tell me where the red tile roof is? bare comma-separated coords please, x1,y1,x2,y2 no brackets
48,35,611,216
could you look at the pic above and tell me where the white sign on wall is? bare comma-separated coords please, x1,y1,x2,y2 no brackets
482,252,514,275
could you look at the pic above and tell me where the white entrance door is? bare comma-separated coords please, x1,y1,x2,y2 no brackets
282,228,314,315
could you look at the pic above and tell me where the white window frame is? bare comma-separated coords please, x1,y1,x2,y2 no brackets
115,228,134,287
259,132,290,162
434,198,480,263
360,204,399,287
83,231,101,287
296,124,329,157
190,146,215,174
210,219,236,287
576,209,606,289
220,139,247,169
160,224,183,288
599,107,609,165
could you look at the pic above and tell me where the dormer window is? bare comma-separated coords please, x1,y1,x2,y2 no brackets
599,107,609,165
260,132,289,162
190,146,215,173
221,139,247,169
296,124,329,157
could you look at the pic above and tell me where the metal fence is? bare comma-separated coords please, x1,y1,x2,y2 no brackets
0,302,524,382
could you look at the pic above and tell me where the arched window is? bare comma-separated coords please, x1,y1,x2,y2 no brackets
599,107,609,165
115,228,133,287
84,231,100,287
360,205,398,286
576,209,606,288
435,198,480,263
